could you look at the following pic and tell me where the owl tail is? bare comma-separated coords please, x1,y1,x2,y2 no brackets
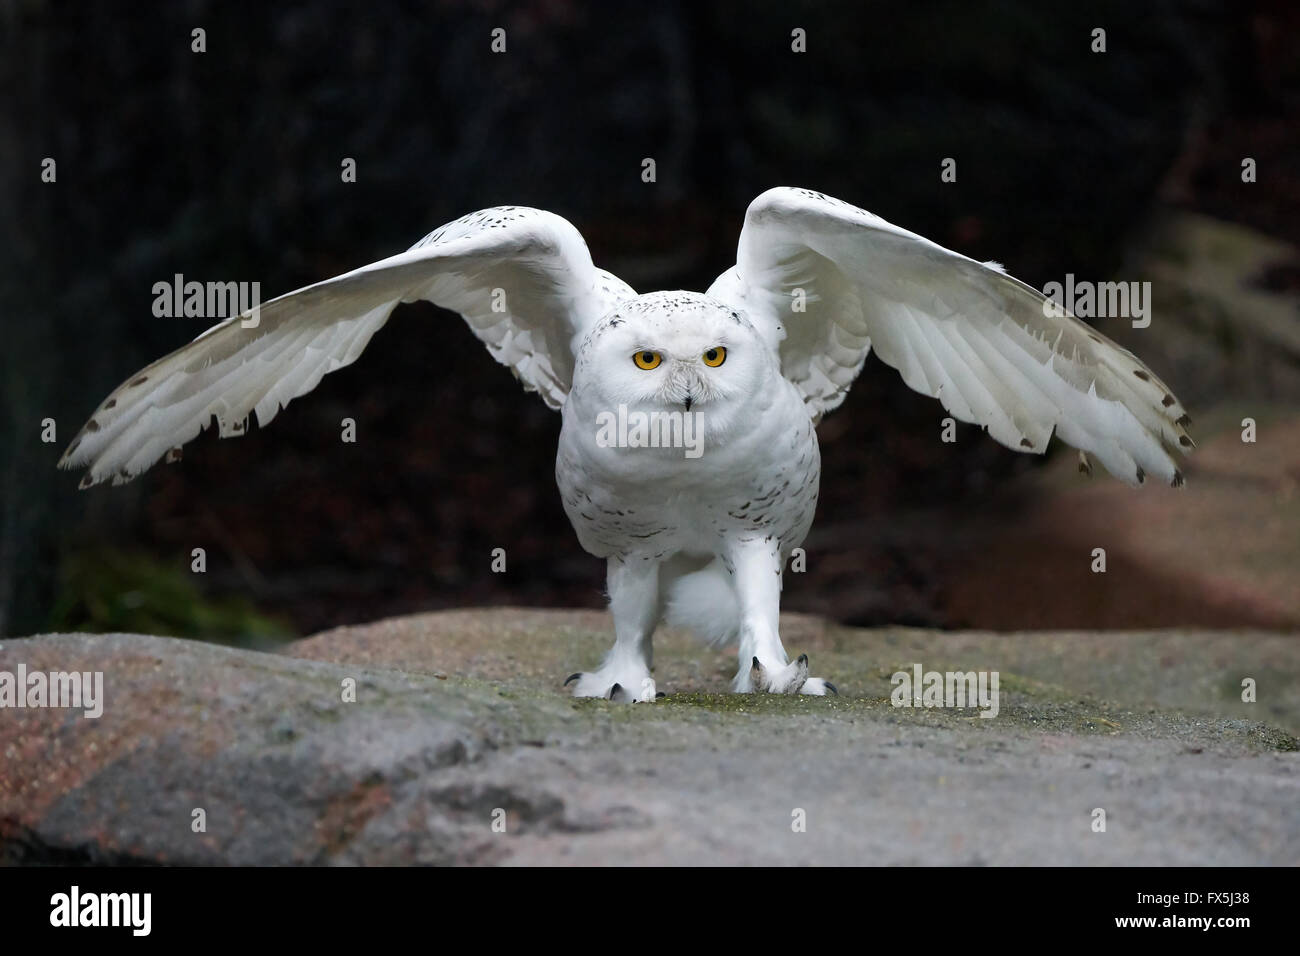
663,558,741,648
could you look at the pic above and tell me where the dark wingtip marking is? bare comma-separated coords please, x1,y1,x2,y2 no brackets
78,474,93,490
1171,470,1185,488
1161,394,1175,407
1019,438,1033,449
1133,370,1151,381
85,419,100,433
1176,413,1192,428
130,375,148,387
1135,466,1146,485
104,399,117,409
1179,434,1194,448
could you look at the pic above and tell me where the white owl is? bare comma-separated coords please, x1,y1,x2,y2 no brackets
60,188,1192,702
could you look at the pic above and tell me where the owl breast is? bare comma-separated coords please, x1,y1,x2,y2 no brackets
555,381,821,561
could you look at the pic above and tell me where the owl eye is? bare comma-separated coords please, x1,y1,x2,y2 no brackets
702,346,727,367
633,350,662,370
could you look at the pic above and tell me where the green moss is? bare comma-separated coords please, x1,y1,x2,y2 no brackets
47,548,294,648
1250,725,1300,752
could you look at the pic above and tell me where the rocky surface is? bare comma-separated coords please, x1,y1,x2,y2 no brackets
2,610,1296,865
934,405,1300,632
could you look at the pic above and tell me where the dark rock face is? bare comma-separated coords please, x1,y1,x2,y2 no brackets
2,611,1297,865
7,1,1281,640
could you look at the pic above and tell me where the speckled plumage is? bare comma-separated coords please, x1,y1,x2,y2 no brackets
555,291,828,698
61,188,1191,700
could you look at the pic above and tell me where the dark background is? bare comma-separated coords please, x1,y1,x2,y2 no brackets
2,0,1296,642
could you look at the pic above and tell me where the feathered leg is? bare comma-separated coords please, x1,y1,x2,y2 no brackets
566,556,660,702
727,539,834,696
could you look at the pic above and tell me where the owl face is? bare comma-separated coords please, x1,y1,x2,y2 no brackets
574,292,773,418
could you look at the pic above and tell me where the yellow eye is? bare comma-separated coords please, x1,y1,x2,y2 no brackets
633,350,662,370
702,346,727,367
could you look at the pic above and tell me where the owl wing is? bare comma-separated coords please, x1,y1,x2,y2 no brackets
707,187,1192,486
60,206,633,487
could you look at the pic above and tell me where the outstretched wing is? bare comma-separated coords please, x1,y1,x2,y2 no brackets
60,206,633,487
708,187,1192,486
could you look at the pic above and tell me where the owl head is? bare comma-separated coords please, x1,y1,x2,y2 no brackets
573,292,776,425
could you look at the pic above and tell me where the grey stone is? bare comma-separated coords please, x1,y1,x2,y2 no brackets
1,612,1295,865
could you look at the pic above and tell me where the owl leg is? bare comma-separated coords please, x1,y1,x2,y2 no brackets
565,556,661,702
728,540,835,696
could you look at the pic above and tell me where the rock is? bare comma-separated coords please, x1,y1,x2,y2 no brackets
1112,210,1300,408
942,409,1300,631
2,611,1297,864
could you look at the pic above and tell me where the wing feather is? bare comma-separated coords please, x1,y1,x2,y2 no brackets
61,207,632,487
708,187,1191,486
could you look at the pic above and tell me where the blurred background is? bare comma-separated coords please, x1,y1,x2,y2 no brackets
1,0,1296,644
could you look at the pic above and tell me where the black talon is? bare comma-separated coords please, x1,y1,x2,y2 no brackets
564,672,582,686
797,654,808,666
655,691,665,699
608,683,623,700
825,681,838,696
751,656,761,671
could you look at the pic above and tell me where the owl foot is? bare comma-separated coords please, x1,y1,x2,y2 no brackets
565,671,658,703
744,654,837,696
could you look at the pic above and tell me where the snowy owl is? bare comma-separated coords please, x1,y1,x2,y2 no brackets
60,188,1192,702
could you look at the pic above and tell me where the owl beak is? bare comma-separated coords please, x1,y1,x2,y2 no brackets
667,366,703,410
